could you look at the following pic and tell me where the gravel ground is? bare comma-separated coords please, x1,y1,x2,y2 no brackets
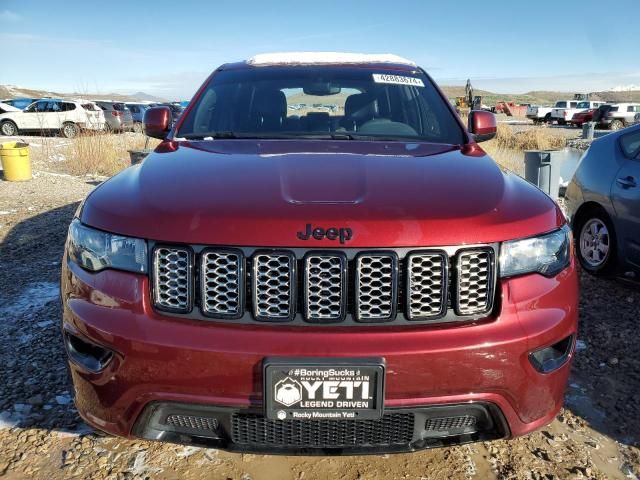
0,136,639,479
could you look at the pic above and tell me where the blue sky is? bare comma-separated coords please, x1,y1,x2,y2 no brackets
1,0,639,100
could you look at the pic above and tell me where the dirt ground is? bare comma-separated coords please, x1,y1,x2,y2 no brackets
0,132,639,480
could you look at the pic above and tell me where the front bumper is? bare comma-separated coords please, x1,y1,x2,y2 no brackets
61,257,578,454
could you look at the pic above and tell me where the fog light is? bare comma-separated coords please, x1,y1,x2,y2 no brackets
64,332,113,373
529,335,574,373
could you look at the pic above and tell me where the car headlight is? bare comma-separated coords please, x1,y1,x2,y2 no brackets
500,225,571,278
67,219,147,273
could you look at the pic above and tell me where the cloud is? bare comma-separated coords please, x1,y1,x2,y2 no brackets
0,9,20,21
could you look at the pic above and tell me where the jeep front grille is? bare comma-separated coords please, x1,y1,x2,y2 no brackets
355,253,397,321
252,252,296,321
151,245,496,325
406,251,447,320
455,250,494,316
200,249,243,318
304,254,346,322
153,247,192,313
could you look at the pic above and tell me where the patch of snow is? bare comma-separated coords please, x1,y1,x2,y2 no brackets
176,446,202,458
609,84,640,92
576,339,587,352
36,320,53,328
48,153,66,162
0,281,59,320
0,410,22,429
247,52,416,67
129,451,163,476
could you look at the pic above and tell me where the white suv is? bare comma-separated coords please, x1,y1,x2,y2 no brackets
0,99,105,138
600,103,640,130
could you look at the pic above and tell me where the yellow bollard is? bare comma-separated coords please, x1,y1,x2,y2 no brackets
0,142,31,181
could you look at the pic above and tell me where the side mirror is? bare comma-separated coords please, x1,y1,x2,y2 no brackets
143,106,172,139
468,110,497,142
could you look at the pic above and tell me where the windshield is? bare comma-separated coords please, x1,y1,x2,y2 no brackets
177,67,465,144
576,102,590,108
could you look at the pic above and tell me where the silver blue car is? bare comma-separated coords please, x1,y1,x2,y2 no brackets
125,103,151,132
566,123,640,276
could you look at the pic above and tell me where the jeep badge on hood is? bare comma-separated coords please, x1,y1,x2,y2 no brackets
297,224,353,244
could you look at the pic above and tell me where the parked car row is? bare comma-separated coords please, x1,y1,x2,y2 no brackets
0,98,105,138
0,97,186,138
527,99,640,130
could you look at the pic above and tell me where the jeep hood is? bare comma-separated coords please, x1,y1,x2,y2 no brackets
81,140,563,247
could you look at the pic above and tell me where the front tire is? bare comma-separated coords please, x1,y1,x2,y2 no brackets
610,119,624,131
0,120,18,136
61,122,79,139
575,211,617,276
544,113,552,124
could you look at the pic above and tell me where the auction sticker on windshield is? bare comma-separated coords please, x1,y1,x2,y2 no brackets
372,73,424,87
263,357,385,421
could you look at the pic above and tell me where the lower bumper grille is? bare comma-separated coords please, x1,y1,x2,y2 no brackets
425,415,476,432
231,413,415,447
134,402,508,454
165,414,219,432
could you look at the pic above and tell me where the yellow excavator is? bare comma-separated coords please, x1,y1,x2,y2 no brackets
455,79,481,115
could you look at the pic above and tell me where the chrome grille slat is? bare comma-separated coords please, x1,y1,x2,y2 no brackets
456,250,494,315
201,250,242,317
304,254,346,321
355,254,397,321
252,252,295,321
407,252,447,319
153,247,192,312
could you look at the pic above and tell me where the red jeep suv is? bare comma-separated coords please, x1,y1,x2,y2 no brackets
61,53,578,455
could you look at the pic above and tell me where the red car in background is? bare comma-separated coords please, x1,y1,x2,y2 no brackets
571,108,596,127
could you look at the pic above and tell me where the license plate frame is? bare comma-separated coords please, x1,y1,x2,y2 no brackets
263,357,385,421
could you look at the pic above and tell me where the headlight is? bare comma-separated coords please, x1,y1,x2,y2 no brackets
500,225,571,278
67,219,147,273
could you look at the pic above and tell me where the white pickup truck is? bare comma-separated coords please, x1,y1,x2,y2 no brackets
526,100,576,124
551,100,605,125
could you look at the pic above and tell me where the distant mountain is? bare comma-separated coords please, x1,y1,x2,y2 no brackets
0,84,168,103
439,86,640,105
2,83,638,108
130,91,167,103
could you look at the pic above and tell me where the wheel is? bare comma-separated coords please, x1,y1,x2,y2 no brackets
557,119,566,126
0,120,18,136
61,122,79,139
133,122,143,133
610,119,624,131
575,211,617,276
544,113,552,124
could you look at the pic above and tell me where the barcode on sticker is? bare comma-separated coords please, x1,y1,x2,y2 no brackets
372,74,424,87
